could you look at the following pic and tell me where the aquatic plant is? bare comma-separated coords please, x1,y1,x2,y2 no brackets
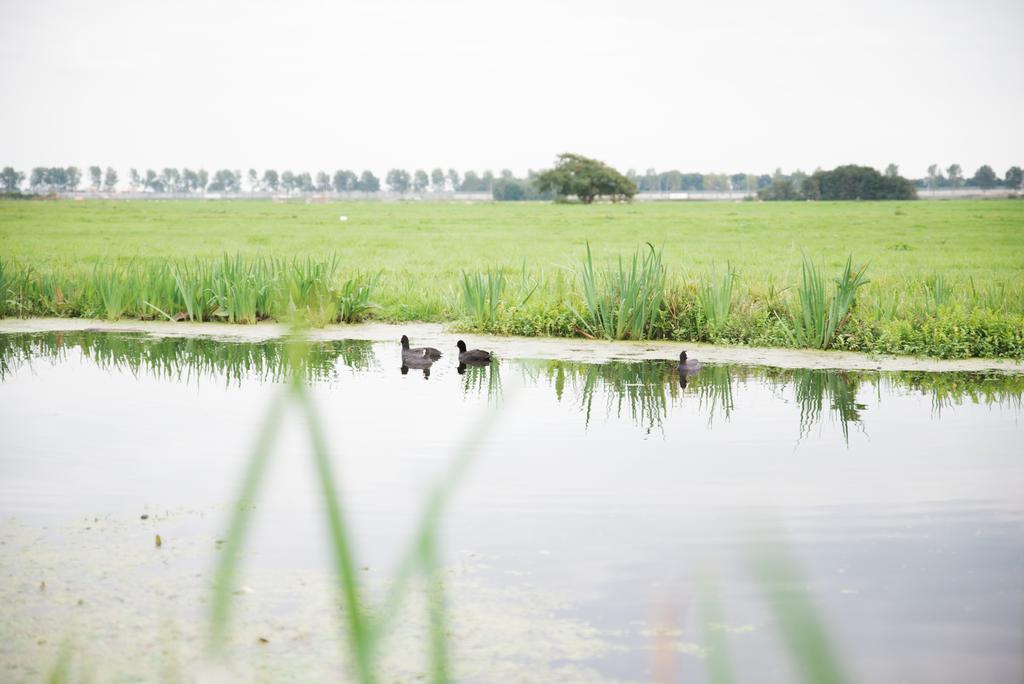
91,264,135,320
697,264,737,330
789,254,869,350
209,254,273,324
336,272,380,323
277,255,342,327
925,273,952,312
571,242,666,340
460,269,505,328
172,261,214,321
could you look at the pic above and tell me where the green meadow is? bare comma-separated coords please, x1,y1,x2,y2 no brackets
1,199,1022,358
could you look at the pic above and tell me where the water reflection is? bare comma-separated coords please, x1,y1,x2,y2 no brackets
2,332,1022,441
0,331,376,385
400,360,433,379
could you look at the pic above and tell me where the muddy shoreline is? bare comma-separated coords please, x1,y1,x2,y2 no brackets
1,317,1021,373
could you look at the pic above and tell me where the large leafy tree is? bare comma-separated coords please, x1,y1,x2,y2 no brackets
534,153,636,203
1006,166,1023,189
968,165,997,189
1,166,24,192
386,169,410,192
358,170,380,192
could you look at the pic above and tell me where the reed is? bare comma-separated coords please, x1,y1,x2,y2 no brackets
336,272,380,323
460,269,505,328
91,265,135,320
570,242,666,340
697,263,737,330
790,254,869,350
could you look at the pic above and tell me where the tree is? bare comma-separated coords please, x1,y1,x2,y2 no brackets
413,169,429,192
315,172,332,192
1006,166,1023,190
534,153,636,203
946,164,963,188
1,167,24,192
281,171,296,192
386,169,411,193
885,163,899,178
493,177,526,201
358,170,380,192
129,168,141,190
208,169,240,192
446,169,460,192
703,173,730,192
160,168,181,192
262,169,279,192
89,166,103,191
730,173,747,191
968,165,997,189
144,169,162,192
65,167,81,191
482,169,495,193
926,164,943,190
332,170,356,192
785,164,916,200
460,171,481,192
295,172,313,192
248,169,260,192
103,167,118,192
182,168,199,192
430,168,446,192
197,169,209,192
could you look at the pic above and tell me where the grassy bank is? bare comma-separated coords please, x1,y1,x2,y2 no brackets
1,199,1022,358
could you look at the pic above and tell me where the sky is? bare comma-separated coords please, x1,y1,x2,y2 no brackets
1,0,1022,179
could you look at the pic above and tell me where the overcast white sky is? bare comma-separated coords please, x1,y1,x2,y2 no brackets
1,0,1022,178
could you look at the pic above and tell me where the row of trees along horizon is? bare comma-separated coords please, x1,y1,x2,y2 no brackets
1,160,1021,200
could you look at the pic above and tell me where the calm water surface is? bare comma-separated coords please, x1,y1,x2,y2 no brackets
0,332,1021,682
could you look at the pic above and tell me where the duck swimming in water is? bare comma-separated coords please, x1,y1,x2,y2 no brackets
677,350,702,372
677,351,702,388
456,340,492,364
401,335,442,361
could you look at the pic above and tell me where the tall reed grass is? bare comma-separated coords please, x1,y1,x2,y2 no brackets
570,242,666,340
460,269,505,328
790,254,870,350
697,263,737,330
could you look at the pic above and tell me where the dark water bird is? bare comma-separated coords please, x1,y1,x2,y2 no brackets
401,335,442,361
678,350,702,372
677,351,702,388
456,340,492,364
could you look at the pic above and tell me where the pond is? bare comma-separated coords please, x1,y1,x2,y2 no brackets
1,331,1021,682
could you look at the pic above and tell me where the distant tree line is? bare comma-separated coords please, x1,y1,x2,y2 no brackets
757,163,1023,201
2,161,1021,199
630,169,772,193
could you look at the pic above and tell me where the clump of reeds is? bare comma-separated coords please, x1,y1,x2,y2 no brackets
697,263,737,330
336,272,380,323
571,242,666,340
789,254,869,350
460,269,506,328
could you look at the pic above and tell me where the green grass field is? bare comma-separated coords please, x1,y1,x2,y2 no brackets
1,199,1023,357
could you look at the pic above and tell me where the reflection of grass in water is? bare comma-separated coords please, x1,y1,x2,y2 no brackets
210,334,496,683
534,359,679,431
791,370,865,444
460,360,502,403
688,365,735,425
0,332,376,384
